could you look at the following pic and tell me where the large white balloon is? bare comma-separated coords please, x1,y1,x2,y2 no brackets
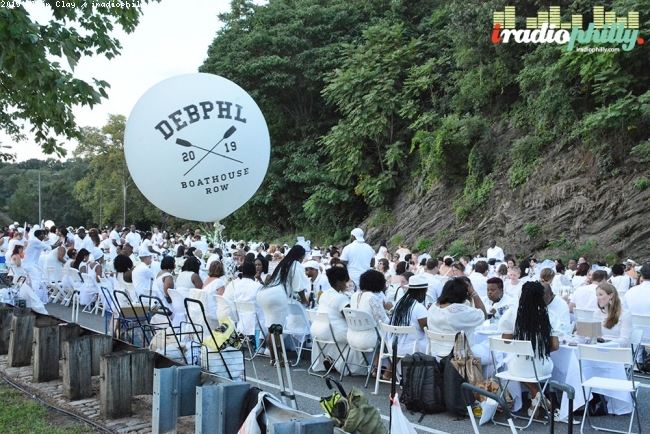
124,73,270,222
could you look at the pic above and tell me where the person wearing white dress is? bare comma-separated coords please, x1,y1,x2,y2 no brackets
22,229,54,301
175,256,203,289
498,281,560,417
202,260,227,325
310,266,351,373
349,269,390,376
383,275,430,380
154,256,175,311
257,245,310,365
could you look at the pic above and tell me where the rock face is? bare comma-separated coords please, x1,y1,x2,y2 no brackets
364,146,650,263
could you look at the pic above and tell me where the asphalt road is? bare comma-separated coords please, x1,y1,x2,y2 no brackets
45,302,650,434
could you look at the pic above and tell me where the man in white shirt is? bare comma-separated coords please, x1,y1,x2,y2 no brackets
108,226,122,259
624,264,650,344
152,227,163,248
125,225,142,250
23,229,55,301
191,235,209,255
543,282,570,331
469,260,489,300
74,228,94,253
132,249,155,297
422,258,443,301
486,239,505,263
304,260,330,305
340,228,375,288
568,269,607,313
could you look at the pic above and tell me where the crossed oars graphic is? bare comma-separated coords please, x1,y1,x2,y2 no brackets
178,126,241,176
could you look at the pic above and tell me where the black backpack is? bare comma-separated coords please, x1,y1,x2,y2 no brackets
400,352,446,420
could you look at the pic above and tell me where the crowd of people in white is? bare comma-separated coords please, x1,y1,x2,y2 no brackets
1,221,648,421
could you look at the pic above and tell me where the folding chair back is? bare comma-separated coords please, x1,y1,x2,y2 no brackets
489,337,535,357
577,344,632,365
373,322,418,395
632,314,650,345
424,327,457,358
574,308,595,321
307,310,349,379
342,308,381,387
284,301,311,366
168,288,188,326
213,294,238,322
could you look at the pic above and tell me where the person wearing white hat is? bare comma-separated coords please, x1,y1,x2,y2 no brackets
340,228,375,288
382,274,429,380
22,229,54,302
132,249,155,297
304,260,330,306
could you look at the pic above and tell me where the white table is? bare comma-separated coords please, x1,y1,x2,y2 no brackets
551,342,633,419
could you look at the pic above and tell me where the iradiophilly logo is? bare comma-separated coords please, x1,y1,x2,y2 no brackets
491,6,643,51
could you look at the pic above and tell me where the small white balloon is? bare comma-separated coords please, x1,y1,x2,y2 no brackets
124,73,271,222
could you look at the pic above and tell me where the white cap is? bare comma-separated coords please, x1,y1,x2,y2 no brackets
350,228,365,242
310,250,322,258
304,260,320,270
138,249,152,257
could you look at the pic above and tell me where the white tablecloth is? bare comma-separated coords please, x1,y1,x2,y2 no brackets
551,343,633,419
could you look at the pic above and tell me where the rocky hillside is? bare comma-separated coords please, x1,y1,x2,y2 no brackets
364,144,650,263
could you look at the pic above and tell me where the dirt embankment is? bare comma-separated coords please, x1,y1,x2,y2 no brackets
364,145,650,262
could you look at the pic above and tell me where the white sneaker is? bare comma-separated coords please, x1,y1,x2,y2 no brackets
263,347,271,356
553,409,580,424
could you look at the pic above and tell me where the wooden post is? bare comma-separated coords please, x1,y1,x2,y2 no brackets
62,336,92,400
90,335,113,376
100,352,132,418
0,304,13,355
129,349,155,395
7,311,35,367
59,323,82,358
33,325,60,382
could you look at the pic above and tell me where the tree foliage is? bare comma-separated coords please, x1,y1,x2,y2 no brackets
0,1,159,156
198,0,649,240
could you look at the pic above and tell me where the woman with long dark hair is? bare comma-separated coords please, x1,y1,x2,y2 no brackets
498,281,559,415
257,244,310,365
382,275,429,380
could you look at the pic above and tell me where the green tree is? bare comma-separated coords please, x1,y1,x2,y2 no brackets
0,2,160,156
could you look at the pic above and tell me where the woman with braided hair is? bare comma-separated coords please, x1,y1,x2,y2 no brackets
498,281,560,416
381,275,429,380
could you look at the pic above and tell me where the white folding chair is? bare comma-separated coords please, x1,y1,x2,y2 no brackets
577,344,641,434
168,288,188,327
284,301,311,366
342,308,381,387
373,322,418,395
424,327,457,358
574,308,595,321
234,300,267,360
46,266,65,304
213,294,239,323
631,314,650,378
307,310,349,379
489,337,552,429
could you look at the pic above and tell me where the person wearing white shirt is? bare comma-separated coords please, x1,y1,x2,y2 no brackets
485,277,518,318
551,263,573,295
542,282,570,332
190,235,209,255
152,227,163,248
594,282,633,348
132,249,156,297
340,228,375,288
22,229,54,302
4,232,24,264
108,226,121,259
568,269,607,313
468,260,489,300
304,260,330,305
623,264,650,345
422,258,443,302
74,228,94,252
609,263,633,297
486,239,505,262
125,225,142,250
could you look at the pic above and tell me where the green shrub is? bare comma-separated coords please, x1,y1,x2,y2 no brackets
445,238,474,259
390,235,404,247
507,136,549,188
454,175,494,221
523,223,541,237
368,209,396,228
414,238,433,252
634,177,649,190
